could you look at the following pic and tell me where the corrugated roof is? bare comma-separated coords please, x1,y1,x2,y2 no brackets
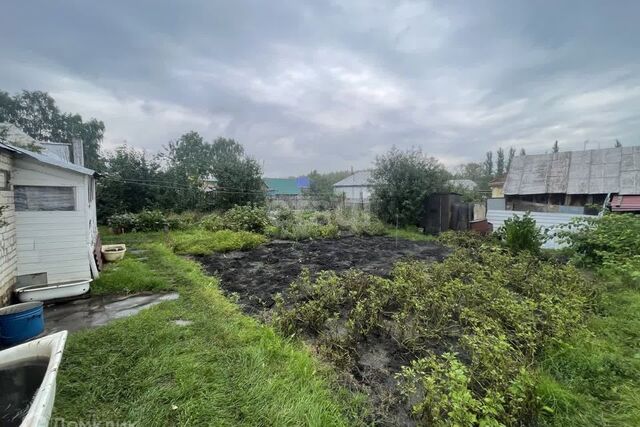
0,141,95,176
333,170,372,187
264,178,300,195
611,195,640,212
504,146,640,195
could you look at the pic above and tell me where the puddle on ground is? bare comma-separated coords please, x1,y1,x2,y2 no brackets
0,357,48,427
44,293,179,334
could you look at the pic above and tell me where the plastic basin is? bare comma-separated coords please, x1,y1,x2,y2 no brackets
0,302,45,346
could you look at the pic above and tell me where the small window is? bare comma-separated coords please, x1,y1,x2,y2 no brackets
14,186,76,211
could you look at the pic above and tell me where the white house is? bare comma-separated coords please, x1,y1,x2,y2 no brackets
333,170,373,203
0,129,99,305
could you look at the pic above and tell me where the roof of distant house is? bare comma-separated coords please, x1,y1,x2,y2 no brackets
333,170,372,187
263,178,301,195
448,179,478,191
611,195,640,212
504,146,640,195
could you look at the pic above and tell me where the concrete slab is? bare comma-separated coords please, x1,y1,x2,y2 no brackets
44,292,179,334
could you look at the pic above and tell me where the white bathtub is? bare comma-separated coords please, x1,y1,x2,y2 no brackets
15,280,91,303
0,331,68,426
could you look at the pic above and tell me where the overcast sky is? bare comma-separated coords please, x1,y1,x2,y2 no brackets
1,1,639,176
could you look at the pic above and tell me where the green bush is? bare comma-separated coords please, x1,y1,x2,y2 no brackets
268,209,385,241
199,205,271,233
559,213,640,286
135,210,169,232
107,212,140,233
498,213,546,254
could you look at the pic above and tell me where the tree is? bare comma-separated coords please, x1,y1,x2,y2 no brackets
209,138,265,210
615,139,622,148
97,146,161,220
0,90,105,170
552,140,559,153
484,151,493,177
496,148,505,176
506,147,516,172
370,147,448,226
520,148,526,156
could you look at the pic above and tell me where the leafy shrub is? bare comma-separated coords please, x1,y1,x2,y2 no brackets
135,210,169,232
559,213,640,286
107,212,140,233
269,209,385,240
497,213,546,254
170,230,266,255
272,239,589,424
199,205,271,233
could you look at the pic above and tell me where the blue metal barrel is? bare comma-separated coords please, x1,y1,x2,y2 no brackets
0,302,45,346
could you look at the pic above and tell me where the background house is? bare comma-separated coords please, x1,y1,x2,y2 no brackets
333,170,373,204
264,178,302,197
503,146,640,212
0,128,99,305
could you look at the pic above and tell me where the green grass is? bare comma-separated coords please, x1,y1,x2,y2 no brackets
91,255,172,295
54,232,364,426
169,229,267,255
384,225,435,241
537,282,640,426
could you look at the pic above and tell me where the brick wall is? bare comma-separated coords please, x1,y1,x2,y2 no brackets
0,151,16,306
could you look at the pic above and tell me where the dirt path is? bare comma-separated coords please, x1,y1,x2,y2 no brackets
195,236,447,313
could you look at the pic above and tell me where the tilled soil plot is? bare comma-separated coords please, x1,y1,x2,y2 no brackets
195,236,448,314
196,236,449,425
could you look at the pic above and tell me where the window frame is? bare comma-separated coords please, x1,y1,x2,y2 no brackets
14,185,77,212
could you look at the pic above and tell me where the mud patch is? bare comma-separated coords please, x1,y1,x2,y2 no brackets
195,236,447,314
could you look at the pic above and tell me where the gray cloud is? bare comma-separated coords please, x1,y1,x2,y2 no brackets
1,0,639,175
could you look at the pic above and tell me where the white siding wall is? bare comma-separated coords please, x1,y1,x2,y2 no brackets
12,157,92,283
487,209,589,249
0,151,16,305
334,185,372,202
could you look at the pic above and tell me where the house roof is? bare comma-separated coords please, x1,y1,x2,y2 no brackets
0,142,95,176
504,146,640,195
264,178,301,195
611,195,640,212
333,170,372,187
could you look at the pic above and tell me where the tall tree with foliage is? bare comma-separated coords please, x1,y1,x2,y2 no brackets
484,151,493,177
552,140,559,153
520,148,526,156
97,146,161,220
0,90,105,170
506,147,516,172
371,147,448,226
496,148,505,176
615,139,622,148
209,137,265,210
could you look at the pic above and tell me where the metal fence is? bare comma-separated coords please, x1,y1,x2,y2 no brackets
486,209,590,249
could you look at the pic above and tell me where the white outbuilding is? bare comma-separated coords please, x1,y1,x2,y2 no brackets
333,170,373,203
0,128,99,305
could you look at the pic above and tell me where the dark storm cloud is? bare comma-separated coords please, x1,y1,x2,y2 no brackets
1,0,639,175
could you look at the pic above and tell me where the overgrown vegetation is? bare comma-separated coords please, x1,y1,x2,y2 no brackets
200,204,270,234
536,213,640,426
267,208,386,240
272,234,590,424
55,232,363,425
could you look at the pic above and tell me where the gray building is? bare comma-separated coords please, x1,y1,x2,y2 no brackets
503,146,640,211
